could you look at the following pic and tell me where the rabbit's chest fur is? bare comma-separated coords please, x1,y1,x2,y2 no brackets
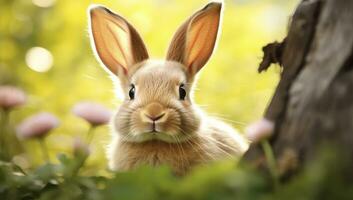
108,121,248,175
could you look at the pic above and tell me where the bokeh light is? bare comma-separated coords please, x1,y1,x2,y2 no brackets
32,0,56,8
25,47,54,73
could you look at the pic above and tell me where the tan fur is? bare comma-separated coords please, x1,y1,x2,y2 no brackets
89,2,249,175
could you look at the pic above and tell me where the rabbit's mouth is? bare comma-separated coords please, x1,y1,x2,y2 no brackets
126,115,194,143
115,104,189,143
116,116,197,143
124,120,193,143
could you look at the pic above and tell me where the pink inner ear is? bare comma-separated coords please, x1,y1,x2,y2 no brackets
106,22,130,73
185,7,221,74
186,21,210,73
185,22,205,69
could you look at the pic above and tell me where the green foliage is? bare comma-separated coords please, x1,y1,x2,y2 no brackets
1,147,353,200
0,153,105,200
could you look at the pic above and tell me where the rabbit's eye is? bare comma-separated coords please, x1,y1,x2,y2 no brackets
129,84,135,100
179,84,186,100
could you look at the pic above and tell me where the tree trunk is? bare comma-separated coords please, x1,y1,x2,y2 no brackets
245,0,353,178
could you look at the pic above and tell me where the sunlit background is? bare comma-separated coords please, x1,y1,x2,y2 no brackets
0,0,299,173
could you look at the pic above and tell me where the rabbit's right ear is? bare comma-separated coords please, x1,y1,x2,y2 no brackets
89,6,149,77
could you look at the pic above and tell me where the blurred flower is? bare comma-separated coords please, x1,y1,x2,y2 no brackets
0,85,26,110
245,118,274,143
73,137,90,158
72,102,112,126
16,112,59,139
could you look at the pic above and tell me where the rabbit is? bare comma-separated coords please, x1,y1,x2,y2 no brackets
88,2,249,175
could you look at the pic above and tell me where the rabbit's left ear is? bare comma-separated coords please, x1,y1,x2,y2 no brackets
89,6,149,78
166,2,222,76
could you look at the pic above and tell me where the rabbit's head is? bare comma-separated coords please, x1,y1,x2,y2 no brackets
89,2,222,143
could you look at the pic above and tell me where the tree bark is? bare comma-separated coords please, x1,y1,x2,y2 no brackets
244,0,353,178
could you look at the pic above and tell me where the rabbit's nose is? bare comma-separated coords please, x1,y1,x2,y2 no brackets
141,102,167,123
145,113,165,122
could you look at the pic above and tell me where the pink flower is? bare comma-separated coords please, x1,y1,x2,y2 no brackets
0,85,26,110
73,137,90,157
16,112,60,139
72,102,112,126
245,118,274,143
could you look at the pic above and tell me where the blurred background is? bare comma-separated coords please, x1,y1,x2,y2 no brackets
0,0,299,174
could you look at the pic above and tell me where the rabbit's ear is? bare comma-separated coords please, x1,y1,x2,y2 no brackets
166,2,222,75
89,6,149,77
